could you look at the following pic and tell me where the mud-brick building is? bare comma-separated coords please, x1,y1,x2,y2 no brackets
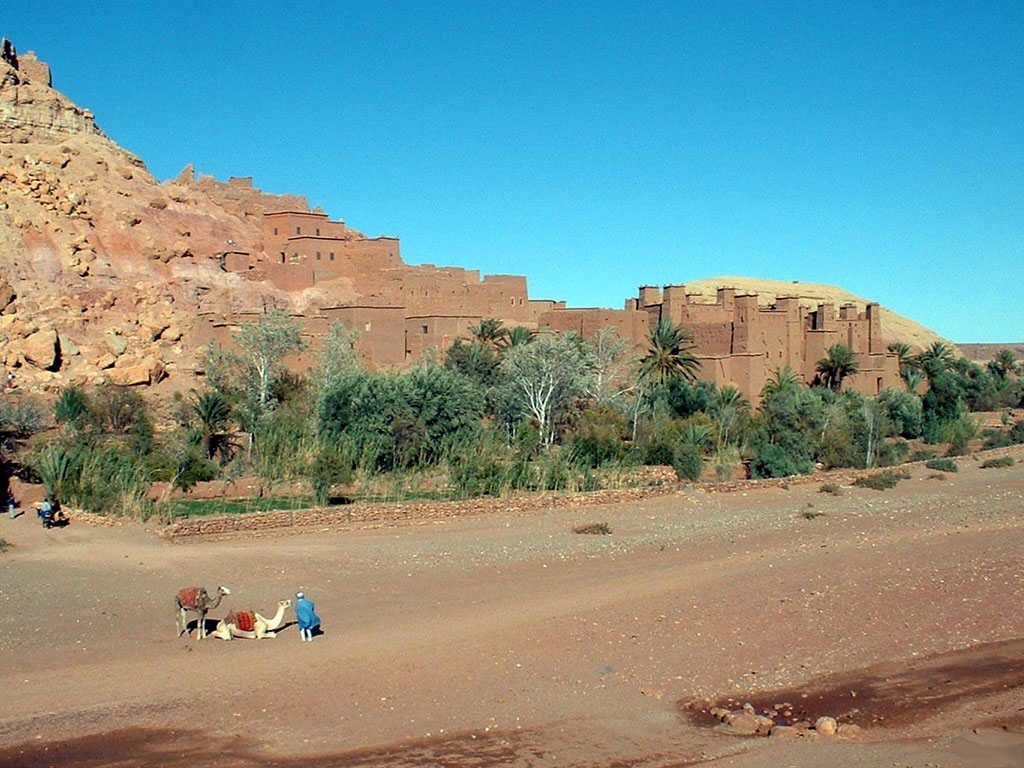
622,285,899,401
218,206,899,403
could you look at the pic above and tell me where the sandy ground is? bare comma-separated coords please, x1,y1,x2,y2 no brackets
1,453,1023,767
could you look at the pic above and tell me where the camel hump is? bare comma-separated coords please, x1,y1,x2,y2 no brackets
177,586,206,608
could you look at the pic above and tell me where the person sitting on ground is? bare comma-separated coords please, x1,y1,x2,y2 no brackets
295,591,321,642
38,498,53,527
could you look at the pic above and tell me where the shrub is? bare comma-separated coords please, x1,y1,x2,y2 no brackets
980,456,1014,469
853,470,909,490
983,420,1024,449
942,414,979,456
876,387,923,438
672,443,704,482
569,405,628,468
0,395,46,437
875,439,909,467
925,457,958,473
573,522,611,535
54,386,90,429
749,443,813,479
819,483,842,495
910,449,936,462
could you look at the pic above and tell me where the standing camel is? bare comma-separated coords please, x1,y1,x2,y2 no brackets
175,585,231,639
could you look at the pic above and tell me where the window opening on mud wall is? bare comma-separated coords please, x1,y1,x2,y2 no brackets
877,376,883,393
293,252,299,261
329,252,335,261
421,325,428,334
296,226,301,234
316,228,320,236
364,322,372,332
316,252,321,260
279,252,285,264
273,227,278,235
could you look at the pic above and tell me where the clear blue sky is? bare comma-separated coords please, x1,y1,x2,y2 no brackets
5,1,1022,342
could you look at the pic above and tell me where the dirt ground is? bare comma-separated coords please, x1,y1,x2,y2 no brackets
1,452,1023,768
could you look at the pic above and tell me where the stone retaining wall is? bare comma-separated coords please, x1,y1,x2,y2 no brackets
153,445,1024,540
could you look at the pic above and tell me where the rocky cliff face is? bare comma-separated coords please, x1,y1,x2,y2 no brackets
0,41,321,391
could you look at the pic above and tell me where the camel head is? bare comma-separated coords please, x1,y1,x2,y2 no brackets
279,599,293,610
205,585,231,610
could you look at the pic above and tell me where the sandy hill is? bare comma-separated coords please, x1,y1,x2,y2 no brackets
683,277,950,351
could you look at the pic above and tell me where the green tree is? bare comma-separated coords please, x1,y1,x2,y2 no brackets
815,343,859,391
583,327,637,406
191,389,233,461
314,320,360,389
499,333,591,446
761,366,803,399
639,320,700,388
988,349,1020,379
708,385,750,450
469,318,507,349
235,309,306,415
915,341,956,375
500,326,537,350
444,339,500,388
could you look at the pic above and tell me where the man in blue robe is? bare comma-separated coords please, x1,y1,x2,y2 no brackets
295,591,321,642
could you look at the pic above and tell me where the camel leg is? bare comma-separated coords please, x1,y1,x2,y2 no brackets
198,609,206,639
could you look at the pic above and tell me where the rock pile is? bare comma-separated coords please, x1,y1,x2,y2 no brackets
696,699,863,740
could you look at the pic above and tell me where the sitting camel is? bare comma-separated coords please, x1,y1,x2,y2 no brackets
175,585,231,639
210,599,292,640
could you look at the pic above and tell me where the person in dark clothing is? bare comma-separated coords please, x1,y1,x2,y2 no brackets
295,591,321,642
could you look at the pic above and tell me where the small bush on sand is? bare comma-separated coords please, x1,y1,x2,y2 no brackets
574,522,612,535
818,483,842,495
0,538,9,552
925,457,958,473
980,456,1014,469
927,473,947,481
853,470,910,490
910,450,936,462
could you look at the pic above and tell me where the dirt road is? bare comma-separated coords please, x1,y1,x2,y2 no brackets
1,455,1023,767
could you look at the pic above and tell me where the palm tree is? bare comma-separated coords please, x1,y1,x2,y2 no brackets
914,341,955,371
708,386,750,449
192,390,233,461
886,341,912,365
815,343,859,391
761,366,803,398
469,318,507,350
887,341,922,391
500,326,537,350
988,349,1020,379
638,320,700,388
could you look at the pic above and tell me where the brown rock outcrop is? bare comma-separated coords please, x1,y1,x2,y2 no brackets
22,327,60,370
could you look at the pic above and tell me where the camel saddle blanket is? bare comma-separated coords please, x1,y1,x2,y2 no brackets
178,586,205,608
225,610,256,632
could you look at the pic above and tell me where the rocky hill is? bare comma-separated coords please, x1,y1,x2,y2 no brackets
0,40,360,390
